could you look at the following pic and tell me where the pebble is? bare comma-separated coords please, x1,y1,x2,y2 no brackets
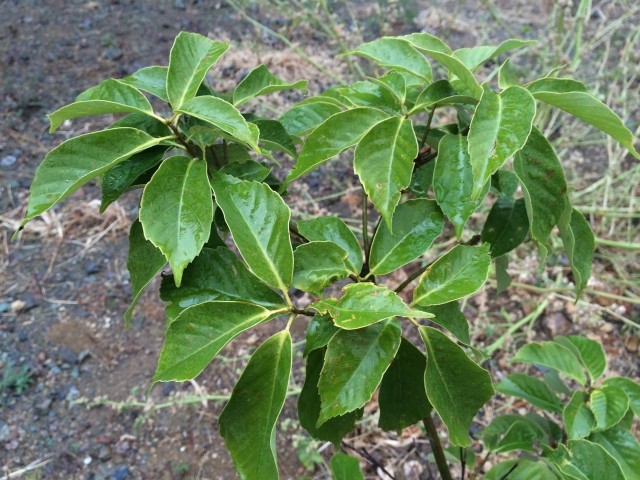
98,445,112,462
78,350,91,363
173,0,186,10
111,466,130,480
34,397,53,415
0,302,10,313
10,300,26,314
83,456,93,466
0,421,11,442
0,154,17,167
66,386,80,402
103,47,123,61
85,262,101,274
58,347,79,364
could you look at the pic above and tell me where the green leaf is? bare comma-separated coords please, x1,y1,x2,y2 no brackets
567,439,625,480
419,51,482,98
411,80,478,114
233,64,307,106
409,160,436,197
433,134,489,238
159,247,286,320
486,460,560,480
167,32,228,110
369,199,444,275
318,320,402,423
110,112,173,138
178,96,260,152
602,377,640,418
21,128,169,227
413,244,491,306
401,32,452,54
554,336,606,382
286,107,388,184
330,453,364,480
590,385,629,431
48,79,155,132
139,156,213,287
481,197,529,257
495,254,512,293
210,173,293,292
296,216,363,274
279,101,341,136
513,128,570,262
372,71,407,105
293,242,350,296
496,373,563,413
304,315,338,356
121,65,169,101
251,119,297,157
100,146,167,212
153,301,278,382
420,326,494,446
564,391,596,440
468,85,536,199
338,80,402,112
418,301,470,344
349,37,432,81
312,283,429,330
379,337,432,431
124,219,166,326
453,39,536,71
558,209,595,297
354,116,418,228
219,330,291,480
497,59,518,90
219,160,271,182
491,169,520,197
590,428,640,480
526,78,588,94
482,414,547,452
298,348,361,444
512,341,586,385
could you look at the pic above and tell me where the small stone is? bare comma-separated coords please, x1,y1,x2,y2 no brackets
17,331,28,342
98,445,112,462
0,302,10,313
103,47,123,61
0,421,11,442
83,456,93,466
541,312,571,337
0,154,17,167
111,466,130,480
58,347,79,364
78,350,91,363
85,262,101,274
66,386,80,402
173,0,186,10
10,300,26,313
34,397,53,415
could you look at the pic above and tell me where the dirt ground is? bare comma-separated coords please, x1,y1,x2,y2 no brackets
1,1,639,479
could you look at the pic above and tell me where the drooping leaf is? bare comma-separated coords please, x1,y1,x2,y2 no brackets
602,377,640,418
298,348,361,444
418,301,470,344
564,391,596,440
512,341,586,385
558,208,595,297
219,331,292,480
567,439,625,480
286,107,388,184
233,64,307,106
167,32,228,110
481,197,529,257
279,101,342,137
178,96,260,151
124,219,166,326
304,315,338,356
453,39,536,71
354,116,418,228
411,79,478,114
379,338,432,431
21,128,170,227
349,37,432,81
554,336,606,382
293,241,350,296
251,119,297,157
311,283,430,330
420,326,494,446
296,216,363,274
210,173,293,292
590,428,640,480
433,134,489,238
369,199,444,275
482,414,548,452
496,373,563,413
413,244,491,306
468,85,536,199
318,320,402,423
159,247,286,320
48,79,155,132
121,65,169,101
417,50,482,98
590,385,629,432
153,301,279,382
139,156,213,287
330,453,364,480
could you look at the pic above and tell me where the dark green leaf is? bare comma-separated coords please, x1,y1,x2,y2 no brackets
481,197,529,257
349,37,432,81
304,315,338,356
418,301,470,344
110,112,173,138
251,119,297,157
121,65,169,101
372,71,407,105
495,254,512,293
233,64,307,106
567,439,625,480
496,373,563,412
491,169,520,197
409,161,435,197
590,385,629,432
338,80,401,112
293,242,350,296
590,428,640,480
411,79,478,114
482,414,547,452
279,101,341,136
219,160,271,182
564,391,596,440
330,453,364,480
513,341,586,385
485,460,559,480
558,208,594,297
554,336,606,382
453,39,536,71
602,377,640,418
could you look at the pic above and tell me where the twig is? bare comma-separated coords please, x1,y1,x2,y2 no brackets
422,414,453,480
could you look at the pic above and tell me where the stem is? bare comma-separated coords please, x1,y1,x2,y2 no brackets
423,414,453,480
222,139,229,165
460,447,466,479
166,120,200,159
360,189,372,280
395,264,428,294
419,108,436,149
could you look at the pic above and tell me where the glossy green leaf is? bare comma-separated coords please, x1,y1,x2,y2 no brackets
453,39,536,71
495,254,511,293
286,107,388,184
481,197,529,257
564,391,596,440
420,50,482,98
482,414,547,452
211,142,253,164
349,37,432,81
418,301,470,344
558,208,595,297
48,79,155,132
219,160,271,182
153,301,278,382
304,315,338,357
296,216,363,274
251,119,297,157
602,377,640,418
233,64,307,106
401,32,452,54
338,80,402,112
100,146,167,212
318,320,402,423
219,330,291,480
590,428,640,480
409,160,435,197
372,70,407,105
468,85,536,199
413,244,491,306
379,337,432,432
411,80,478,114
312,283,429,330
293,242,350,296
121,65,169,101
159,247,286,320
330,453,364,480
139,156,213,287
167,32,228,109
178,96,260,151
420,326,494,446
526,78,588,94
491,169,520,197
21,128,170,227
497,59,518,90
486,460,559,480
298,348,361,444
279,101,341,136
354,116,418,228
124,219,166,326
567,439,625,480
590,385,629,431
210,173,293,291
433,134,489,239
369,199,444,275
496,373,563,413
512,341,586,385
110,112,173,138
554,336,606,382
